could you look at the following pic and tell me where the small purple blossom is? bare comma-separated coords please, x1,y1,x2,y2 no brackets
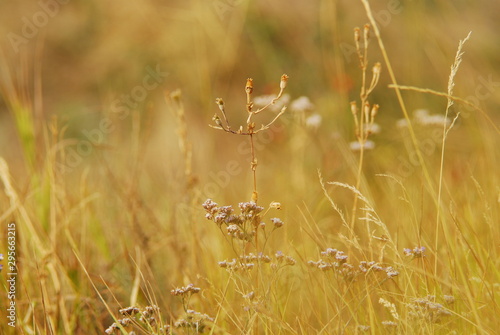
335,251,348,263
275,250,284,260
214,206,235,224
270,217,284,228
321,248,338,257
202,199,218,220
239,201,264,217
404,246,426,258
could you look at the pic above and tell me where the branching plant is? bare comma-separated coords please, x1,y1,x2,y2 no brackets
201,75,296,334
210,74,289,203
349,24,382,235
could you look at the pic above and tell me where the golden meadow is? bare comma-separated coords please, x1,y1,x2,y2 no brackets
0,0,499,334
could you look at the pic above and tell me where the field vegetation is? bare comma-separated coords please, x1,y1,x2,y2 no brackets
0,0,499,334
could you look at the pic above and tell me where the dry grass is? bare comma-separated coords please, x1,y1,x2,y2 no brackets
0,0,499,334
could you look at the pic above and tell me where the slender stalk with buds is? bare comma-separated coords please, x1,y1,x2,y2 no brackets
349,24,382,235
210,74,289,203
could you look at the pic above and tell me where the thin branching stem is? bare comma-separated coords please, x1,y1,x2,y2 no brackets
210,74,289,203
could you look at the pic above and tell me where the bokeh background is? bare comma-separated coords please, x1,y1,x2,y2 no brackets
0,0,499,334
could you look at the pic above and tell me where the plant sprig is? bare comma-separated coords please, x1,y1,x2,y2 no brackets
209,74,289,202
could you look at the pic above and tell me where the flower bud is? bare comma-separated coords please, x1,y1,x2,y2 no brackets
350,101,357,115
245,78,253,94
354,27,361,42
212,114,223,127
363,24,370,41
280,74,289,90
371,104,379,119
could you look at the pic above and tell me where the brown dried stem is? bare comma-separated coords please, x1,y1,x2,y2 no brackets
350,24,381,238
210,74,289,203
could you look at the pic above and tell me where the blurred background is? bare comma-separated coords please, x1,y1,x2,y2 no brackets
0,0,499,333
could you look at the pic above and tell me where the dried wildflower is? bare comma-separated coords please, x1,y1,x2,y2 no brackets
350,101,358,116
290,96,314,113
211,205,242,225
397,109,452,129
171,284,201,296
414,109,451,126
212,114,223,128
105,323,119,334
119,306,140,316
271,217,284,228
285,256,296,266
335,251,348,264
396,118,408,128
280,74,289,90
240,252,271,264
321,248,338,258
210,74,290,203
218,259,241,271
202,199,218,219
239,201,264,216
269,201,281,209
364,122,381,135
318,262,333,271
339,263,356,280
245,78,253,95
354,27,361,42
363,24,370,41
227,224,239,234
385,266,399,278
173,309,213,333
119,318,132,327
243,291,255,300
443,295,455,304
275,250,284,261
349,140,375,151
359,261,385,274
143,305,160,317
306,113,322,130
404,246,426,258
407,295,453,323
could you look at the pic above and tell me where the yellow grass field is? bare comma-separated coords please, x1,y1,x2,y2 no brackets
0,0,499,334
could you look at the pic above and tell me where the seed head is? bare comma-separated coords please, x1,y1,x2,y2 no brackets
363,24,370,41
271,217,284,228
215,97,224,106
354,27,361,42
245,78,253,94
119,307,140,316
212,114,223,127
371,104,379,119
280,74,289,90
350,101,358,115
270,201,281,210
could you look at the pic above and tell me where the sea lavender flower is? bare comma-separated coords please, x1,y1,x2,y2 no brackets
404,246,426,258
270,217,284,228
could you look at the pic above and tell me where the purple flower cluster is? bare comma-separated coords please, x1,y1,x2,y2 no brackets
404,246,426,258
